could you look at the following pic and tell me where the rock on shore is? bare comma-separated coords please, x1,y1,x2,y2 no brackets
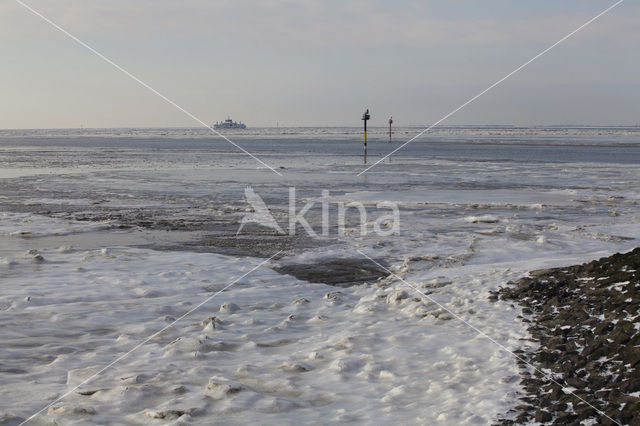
494,247,640,425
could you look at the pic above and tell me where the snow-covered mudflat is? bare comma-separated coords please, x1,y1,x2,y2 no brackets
1,127,639,424
0,238,525,424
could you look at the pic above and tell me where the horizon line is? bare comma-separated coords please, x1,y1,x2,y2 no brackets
1,123,640,131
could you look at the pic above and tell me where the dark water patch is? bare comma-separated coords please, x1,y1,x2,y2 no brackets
274,257,389,287
0,366,28,375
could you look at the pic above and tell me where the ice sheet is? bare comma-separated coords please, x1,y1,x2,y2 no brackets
1,128,639,424
0,246,527,425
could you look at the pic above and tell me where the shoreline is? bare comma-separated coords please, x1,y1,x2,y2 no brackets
495,248,640,425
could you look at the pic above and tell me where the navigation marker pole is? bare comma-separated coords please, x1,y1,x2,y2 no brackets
362,108,370,164
388,116,393,143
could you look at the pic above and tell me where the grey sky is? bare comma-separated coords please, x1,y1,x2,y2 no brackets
1,0,638,128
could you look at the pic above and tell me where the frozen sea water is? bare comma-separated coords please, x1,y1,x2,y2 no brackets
0,127,639,424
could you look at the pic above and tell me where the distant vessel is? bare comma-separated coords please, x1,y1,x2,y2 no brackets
213,117,246,130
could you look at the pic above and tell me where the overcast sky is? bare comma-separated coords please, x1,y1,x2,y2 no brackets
1,0,638,128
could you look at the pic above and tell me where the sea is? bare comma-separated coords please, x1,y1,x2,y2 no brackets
1,126,639,424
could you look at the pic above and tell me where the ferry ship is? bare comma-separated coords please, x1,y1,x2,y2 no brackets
213,117,246,130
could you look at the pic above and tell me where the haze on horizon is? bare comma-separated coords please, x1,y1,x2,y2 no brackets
1,0,639,130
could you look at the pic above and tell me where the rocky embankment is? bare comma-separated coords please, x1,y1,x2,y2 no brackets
494,248,640,425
